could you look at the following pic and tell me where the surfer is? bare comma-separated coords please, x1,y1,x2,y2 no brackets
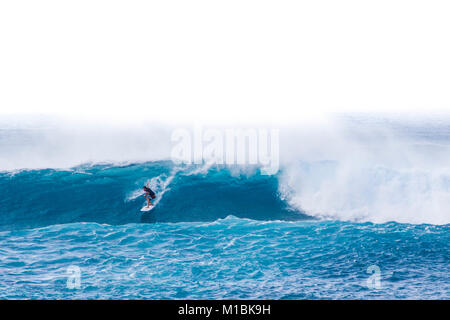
143,180,156,208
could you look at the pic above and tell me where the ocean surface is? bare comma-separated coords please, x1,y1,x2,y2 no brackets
0,115,449,299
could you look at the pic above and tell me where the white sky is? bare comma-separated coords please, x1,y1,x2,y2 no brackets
1,1,449,124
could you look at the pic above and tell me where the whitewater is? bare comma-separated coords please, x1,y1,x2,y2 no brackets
0,114,449,299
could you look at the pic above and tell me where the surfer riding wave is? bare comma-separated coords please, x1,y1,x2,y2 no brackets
143,180,156,208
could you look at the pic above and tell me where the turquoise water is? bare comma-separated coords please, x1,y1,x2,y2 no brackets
0,163,448,299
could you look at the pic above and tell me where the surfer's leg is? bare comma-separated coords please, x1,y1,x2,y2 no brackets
149,196,153,207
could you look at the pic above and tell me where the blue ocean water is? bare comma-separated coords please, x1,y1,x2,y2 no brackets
0,162,449,299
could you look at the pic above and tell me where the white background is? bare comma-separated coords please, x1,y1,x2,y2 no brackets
1,1,449,124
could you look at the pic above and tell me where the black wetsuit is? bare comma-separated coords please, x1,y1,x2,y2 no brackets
144,187,156,199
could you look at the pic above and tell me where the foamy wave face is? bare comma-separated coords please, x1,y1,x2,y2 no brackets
280,162,450,225
278,116,450,225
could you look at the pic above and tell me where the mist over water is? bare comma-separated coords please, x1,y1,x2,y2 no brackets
279,114,450,225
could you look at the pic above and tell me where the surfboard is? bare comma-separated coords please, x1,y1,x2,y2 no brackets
140,204,155,212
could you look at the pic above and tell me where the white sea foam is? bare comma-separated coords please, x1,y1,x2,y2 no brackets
277,115,450,225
